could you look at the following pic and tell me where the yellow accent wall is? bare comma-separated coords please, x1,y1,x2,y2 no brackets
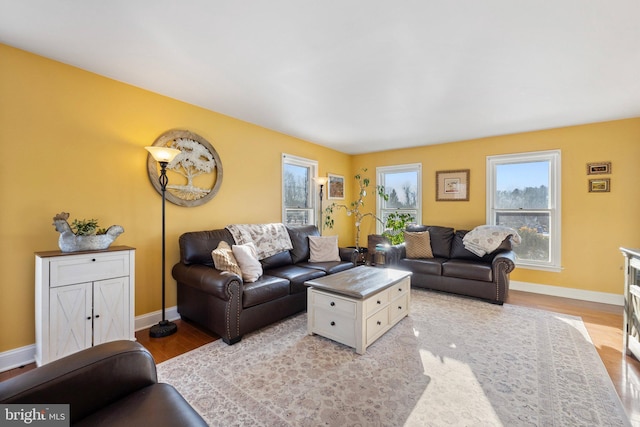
1,43,639,355
0,44,353,352
353,120,640,294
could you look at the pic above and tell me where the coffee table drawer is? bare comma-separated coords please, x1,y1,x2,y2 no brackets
365,289,389,317
366,307,390,343
389,277,410,298
312,309,356,347
390,292,410,324
310,291,356,317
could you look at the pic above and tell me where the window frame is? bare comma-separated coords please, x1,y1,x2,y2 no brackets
376,163,422,234
282,153,318,227
486,150,561,272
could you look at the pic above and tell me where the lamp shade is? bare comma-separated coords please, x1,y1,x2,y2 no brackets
314,176,328,186
145,146,181,163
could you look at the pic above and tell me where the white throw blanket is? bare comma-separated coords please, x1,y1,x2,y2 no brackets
462,225,521,257
226,223,293,260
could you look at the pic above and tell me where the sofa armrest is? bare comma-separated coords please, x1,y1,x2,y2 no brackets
172,262,242,301
492,250,516,275
0,341,156,424
339,247,358,263
385,243,406,266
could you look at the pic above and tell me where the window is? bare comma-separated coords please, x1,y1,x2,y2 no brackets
282,154,318,226
376,164,422,233
487,150,561,271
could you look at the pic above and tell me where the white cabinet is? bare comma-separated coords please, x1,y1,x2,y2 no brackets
621,247,640,361
35,246,135,366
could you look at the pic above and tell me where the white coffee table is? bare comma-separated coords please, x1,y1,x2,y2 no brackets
305,266,412,354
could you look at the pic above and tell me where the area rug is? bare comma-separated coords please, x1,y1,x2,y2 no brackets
157,289,631,426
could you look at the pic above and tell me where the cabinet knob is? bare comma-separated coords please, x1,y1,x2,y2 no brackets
398,288,402,292
377,300,381,304
86,317,91,320
398,306,402,310
377,320,382,325
330,301,335,306
95,315,100,318
330,321,335,326
91,258,96,262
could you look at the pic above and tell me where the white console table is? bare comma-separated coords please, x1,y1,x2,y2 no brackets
35,246,135,366
620,247,640,361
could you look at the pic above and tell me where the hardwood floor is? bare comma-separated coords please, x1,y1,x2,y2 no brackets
2,290,639,423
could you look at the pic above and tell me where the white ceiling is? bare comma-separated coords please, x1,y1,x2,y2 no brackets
1,1,639,154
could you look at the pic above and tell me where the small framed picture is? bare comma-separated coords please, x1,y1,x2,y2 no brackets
587,162,611,175
589,178,610,193
436,169,470,201
327,173,345,199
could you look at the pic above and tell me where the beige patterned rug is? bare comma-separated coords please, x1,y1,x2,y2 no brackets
158,289,631,426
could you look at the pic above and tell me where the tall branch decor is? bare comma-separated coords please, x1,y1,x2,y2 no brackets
323,168,388,250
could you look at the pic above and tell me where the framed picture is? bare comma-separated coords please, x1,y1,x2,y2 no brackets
327,173,345,199
587,162,611,175
589,178,610,193
436,169,469,201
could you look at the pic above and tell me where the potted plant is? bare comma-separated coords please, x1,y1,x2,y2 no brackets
381,212,416,245
323,168,388,256
52,212,124,252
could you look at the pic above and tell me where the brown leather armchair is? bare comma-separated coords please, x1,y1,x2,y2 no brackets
0,340,207,426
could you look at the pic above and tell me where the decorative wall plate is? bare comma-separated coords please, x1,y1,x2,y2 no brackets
147,129,223,207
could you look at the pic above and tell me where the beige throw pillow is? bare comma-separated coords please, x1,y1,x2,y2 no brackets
232,242,263,282
211,241,242,276
309,235,340,262
404,231,434,259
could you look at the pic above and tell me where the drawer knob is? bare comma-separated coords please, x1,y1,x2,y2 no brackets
376,300,381,304
95,315,100,318
92,258,96,262
330,301,335,306
377,320,382,325
398,306,402,310
398,288,402,292
330,321,335,326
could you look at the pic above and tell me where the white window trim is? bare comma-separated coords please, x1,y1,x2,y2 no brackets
376,163,422,234
486,150,561,272
282,153,319,227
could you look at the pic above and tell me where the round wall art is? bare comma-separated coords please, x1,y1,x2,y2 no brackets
147,129,223,207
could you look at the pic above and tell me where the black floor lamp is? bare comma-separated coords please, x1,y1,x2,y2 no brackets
145,145,181,338
314,177,328,235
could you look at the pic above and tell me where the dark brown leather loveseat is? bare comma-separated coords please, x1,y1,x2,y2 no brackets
172,225,355,345
0,341,207,426
387,225,517,304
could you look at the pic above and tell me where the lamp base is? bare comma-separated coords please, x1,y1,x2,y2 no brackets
149,320,178,338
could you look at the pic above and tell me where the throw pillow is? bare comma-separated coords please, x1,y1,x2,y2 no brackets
308,235,340,262
211,241,242,276
404,231,434,259
232,242,263,282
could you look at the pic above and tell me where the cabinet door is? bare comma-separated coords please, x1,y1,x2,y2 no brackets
93,277,130,345
50,282,92,361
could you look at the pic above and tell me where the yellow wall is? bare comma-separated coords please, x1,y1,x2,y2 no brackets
0,44,353,352
2,43,639,354
353,120,640,294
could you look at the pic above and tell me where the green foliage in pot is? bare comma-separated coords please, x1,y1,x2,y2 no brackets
70,218,107,236
382,212,416,245
323,168,389,250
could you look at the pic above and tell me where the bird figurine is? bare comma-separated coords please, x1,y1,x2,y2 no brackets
52,212,124,252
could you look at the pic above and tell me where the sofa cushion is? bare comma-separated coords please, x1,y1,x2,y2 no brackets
309,235,340,262
286,225,320,263
442,259,493,282
406,225,454,258
242,275,291,308
261,250,293,270
298,260,354,275
179,229,235,266
211,241,242,276
398,258,445,276
265,265,326,294
232,243,263,282
404,231,433,259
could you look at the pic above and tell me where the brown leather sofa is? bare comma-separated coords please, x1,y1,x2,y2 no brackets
172,225,355,345
387,225,517,304
0,340,207,427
